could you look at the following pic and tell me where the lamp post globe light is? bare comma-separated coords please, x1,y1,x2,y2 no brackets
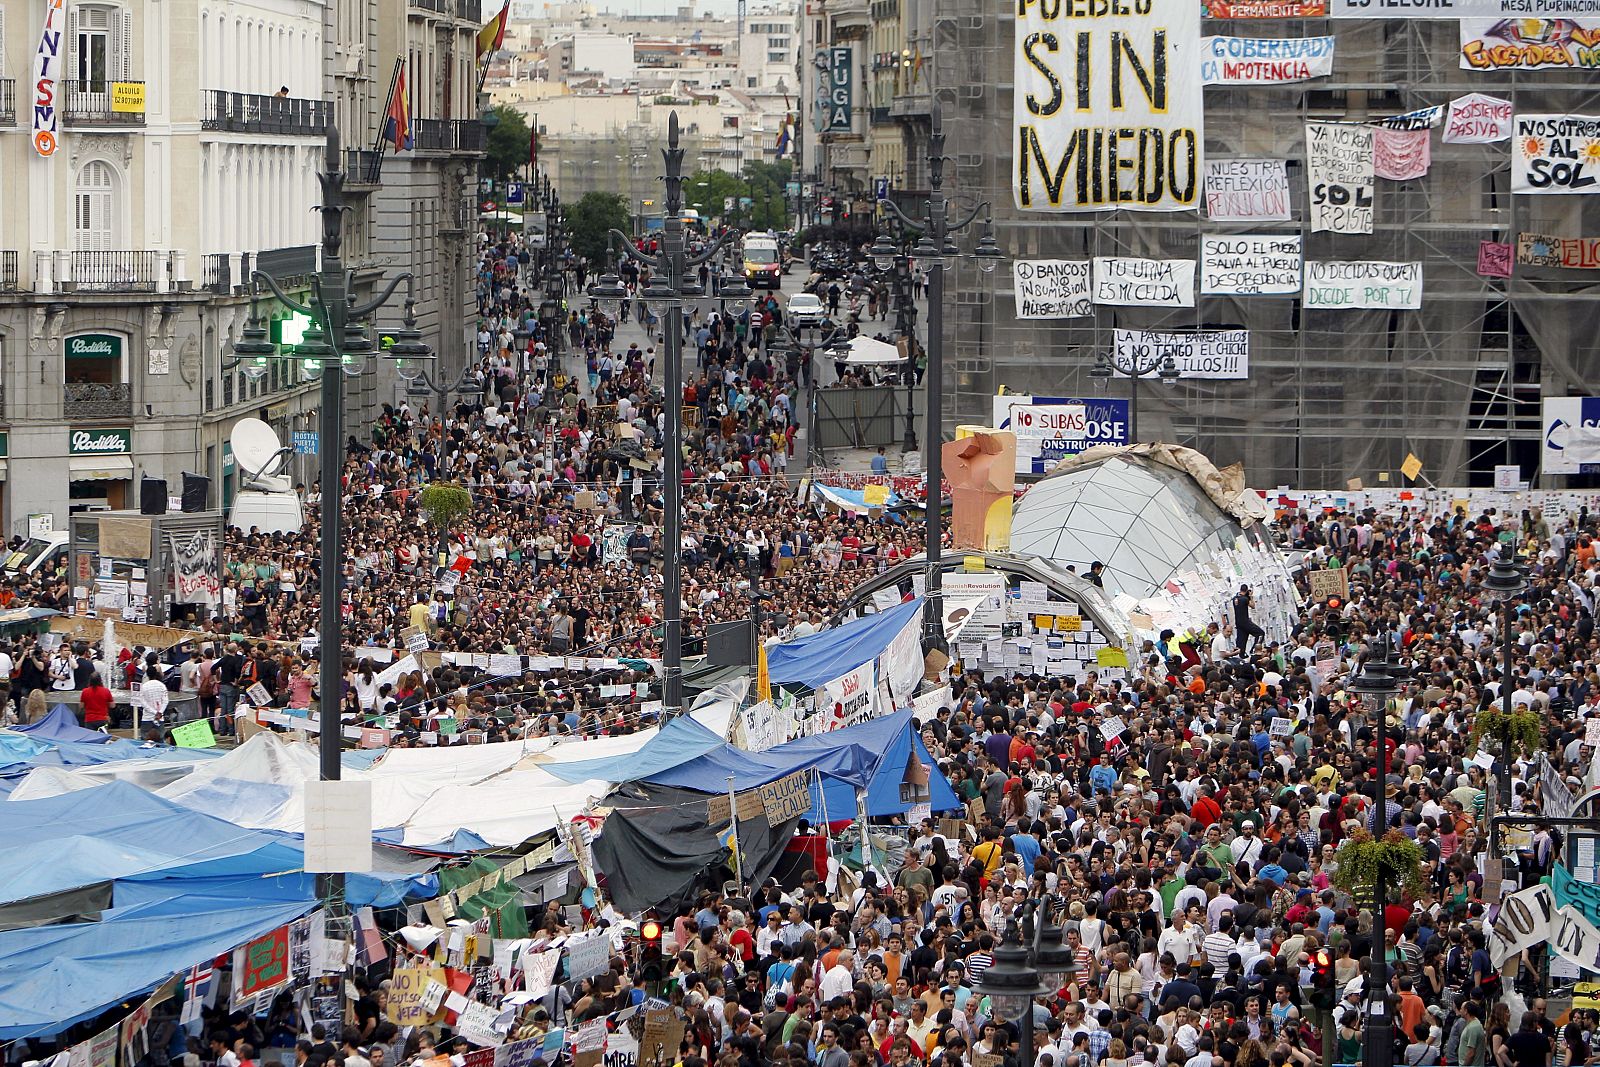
586,111,736,718
1344,647,1401,1067
875,99,1002,655
971,900,1072,1065
234,126,430,907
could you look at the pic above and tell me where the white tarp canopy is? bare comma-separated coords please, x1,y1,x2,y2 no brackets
7,699,739,849
842,336,905,366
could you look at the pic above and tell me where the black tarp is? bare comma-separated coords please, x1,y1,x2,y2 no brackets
592,782,798,913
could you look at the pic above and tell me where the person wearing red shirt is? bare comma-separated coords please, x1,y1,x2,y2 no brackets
1190,792,1223,827
80,674,114,728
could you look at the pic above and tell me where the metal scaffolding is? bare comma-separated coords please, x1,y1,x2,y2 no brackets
926,15,1600,487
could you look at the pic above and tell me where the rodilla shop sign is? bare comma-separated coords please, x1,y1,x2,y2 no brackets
70,428,132,455
994,395,1130,475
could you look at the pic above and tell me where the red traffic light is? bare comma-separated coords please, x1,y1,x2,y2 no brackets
640,920,662,942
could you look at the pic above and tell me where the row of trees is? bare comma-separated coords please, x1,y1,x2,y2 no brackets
481,105,795,262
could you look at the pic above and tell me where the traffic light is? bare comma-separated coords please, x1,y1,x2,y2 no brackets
638,918,664,983
1310,948,1335,1010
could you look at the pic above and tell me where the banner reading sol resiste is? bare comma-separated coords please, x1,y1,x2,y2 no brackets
1014,0,1204,212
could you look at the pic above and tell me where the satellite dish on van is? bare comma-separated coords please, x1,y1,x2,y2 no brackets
231,418,291,491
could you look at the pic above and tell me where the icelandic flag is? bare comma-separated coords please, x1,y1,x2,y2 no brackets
180,963,214,1029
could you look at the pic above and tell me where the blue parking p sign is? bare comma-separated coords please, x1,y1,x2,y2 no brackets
506,182,525,205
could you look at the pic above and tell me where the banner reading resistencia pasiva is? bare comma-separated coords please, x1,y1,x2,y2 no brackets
1014,0,1204,212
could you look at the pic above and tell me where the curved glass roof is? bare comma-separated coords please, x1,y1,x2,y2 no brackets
1009,455,1269,603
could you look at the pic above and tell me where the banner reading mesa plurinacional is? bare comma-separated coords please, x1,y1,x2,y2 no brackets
1014,0,1204,212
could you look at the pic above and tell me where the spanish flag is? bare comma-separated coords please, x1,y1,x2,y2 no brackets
477,0,510,59
384,61,412,151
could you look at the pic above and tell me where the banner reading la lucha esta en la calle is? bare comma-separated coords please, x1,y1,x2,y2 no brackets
1014,0,1204,212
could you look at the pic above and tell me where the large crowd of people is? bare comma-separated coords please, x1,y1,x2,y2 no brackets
9,231,1599,1067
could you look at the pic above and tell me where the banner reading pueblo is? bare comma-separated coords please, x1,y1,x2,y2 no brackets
1014,0,1204,211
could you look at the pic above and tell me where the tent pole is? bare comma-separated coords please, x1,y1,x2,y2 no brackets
727,774,743,897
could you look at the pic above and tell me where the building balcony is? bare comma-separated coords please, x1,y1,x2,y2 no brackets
201,90,330,136
32,250,188,293
344,148,384,190
869,106,892,125
828,0,871,33
890,93,931,118
410,0,481,18
62,80,146,128
65,383,133,420
0,253,16,292
413,117,486,154
0,80,14,126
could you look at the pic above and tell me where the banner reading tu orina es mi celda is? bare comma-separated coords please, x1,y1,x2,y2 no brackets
1014,0,1204,211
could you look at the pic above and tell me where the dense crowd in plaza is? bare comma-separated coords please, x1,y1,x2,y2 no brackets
7,232,1600,1067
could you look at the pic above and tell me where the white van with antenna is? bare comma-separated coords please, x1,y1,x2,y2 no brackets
227,418,304,535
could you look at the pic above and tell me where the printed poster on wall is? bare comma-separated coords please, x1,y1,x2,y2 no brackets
1200,235,1303,295
1302,261,1424,310
1444,93,1513,143
1517,232,1600,269
1460,18,1600,68
1200,37,1335,84
1204,159,1293,221
1203,0,1327,15
1307,122,1374,233
1011,260,1092,318
1092,257,1195,307
1512,114,1600,194
1373,127,1431,180
1111,329,1250,379
1014,0,1204,211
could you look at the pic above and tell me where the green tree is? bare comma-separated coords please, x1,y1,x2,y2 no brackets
565,192,632,264
684,170,745,223
742,160,792,230
483,105,532,184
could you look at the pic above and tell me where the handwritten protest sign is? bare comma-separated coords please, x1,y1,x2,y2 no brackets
1014,0,1202,211
1200,36,1334,83
1303,261,1423,310
1478,241,1513,278
1200,236,1302,295
1112,330,1249,380
1307,567,1350,601
1512,114,1600,194
1012,260,1092,319
1518,232,1600,269
1092,259,1195,307
1444,94,1512,143
172,719,216,749
1307,122,1374,233
1373,127,1431,180
1204,159,1292,221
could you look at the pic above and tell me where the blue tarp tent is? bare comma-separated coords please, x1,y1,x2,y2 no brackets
539,714,728,786
0,893,311,1038
0,780,434,1036
10,704,113,743
805,714,959,823
638,711,959,823
764,597,923,689
0,781,308,905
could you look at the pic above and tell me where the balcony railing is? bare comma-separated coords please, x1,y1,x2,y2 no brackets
413,118,486,154
0,80,14,126
344,148,384,188
0,253,16,292
64,383,133,420
70,251,167,292
62,80,146,127
410,0,482,17
201,90,330,136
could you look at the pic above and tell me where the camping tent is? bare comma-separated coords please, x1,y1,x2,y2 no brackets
764,596,922,689
841,335,904,365
10,704,113,743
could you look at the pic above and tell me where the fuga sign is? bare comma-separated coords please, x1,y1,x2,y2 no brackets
70,429,131,455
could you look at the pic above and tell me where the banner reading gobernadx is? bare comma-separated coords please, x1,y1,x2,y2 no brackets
1014,0,1204,211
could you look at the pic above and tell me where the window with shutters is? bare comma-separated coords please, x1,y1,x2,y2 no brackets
70,5,129,91
74,161,117,251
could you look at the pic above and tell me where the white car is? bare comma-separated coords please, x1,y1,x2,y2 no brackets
786,292,827,326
